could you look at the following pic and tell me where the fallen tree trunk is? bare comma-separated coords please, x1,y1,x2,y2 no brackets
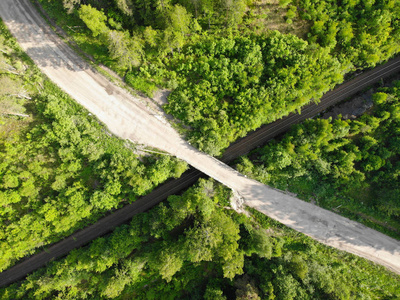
1,111,29,117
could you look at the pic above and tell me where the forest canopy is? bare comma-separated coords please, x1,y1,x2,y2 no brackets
38,0,400,155
237,83,400,238
1,179,399,299
0,20,186,272
1,2,400,298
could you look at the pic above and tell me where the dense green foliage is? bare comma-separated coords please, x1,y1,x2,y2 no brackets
237,84,400,238
2,2,400,298
1,179,399,299
37,0,400,155
163,32,345,155
0,22,187,272
295,0,400,67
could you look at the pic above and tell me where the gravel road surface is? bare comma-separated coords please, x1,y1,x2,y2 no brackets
0,0,399,285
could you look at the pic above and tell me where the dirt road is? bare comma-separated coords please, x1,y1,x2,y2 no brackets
0,0,399,283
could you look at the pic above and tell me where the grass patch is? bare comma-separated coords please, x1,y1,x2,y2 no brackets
125,72,158,98
246,0,310,38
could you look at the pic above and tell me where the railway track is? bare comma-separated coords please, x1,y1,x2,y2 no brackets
1,55,399,287
1,0,400,287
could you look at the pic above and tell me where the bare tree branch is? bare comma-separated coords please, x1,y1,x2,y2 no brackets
9,93,32,100
1,111,29,118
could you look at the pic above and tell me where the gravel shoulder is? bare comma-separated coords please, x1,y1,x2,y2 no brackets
0,0,399,278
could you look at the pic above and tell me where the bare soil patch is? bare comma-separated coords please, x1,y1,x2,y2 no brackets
322,72,400,120
250,0,310,38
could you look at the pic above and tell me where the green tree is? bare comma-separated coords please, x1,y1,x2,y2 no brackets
279,0,291,8
148,242,184,282
161,26,185,54
107,30,144,70
62,0,80,14
204,285,227,300
218,0,247,27
114,0,134,16
372,92,388,105
78,5,109,38
143,26,158,47
166,4,192,38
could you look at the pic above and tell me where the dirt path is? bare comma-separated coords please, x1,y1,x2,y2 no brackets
0,0,399,280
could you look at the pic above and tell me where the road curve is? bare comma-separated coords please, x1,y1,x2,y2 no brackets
0,0,399,287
